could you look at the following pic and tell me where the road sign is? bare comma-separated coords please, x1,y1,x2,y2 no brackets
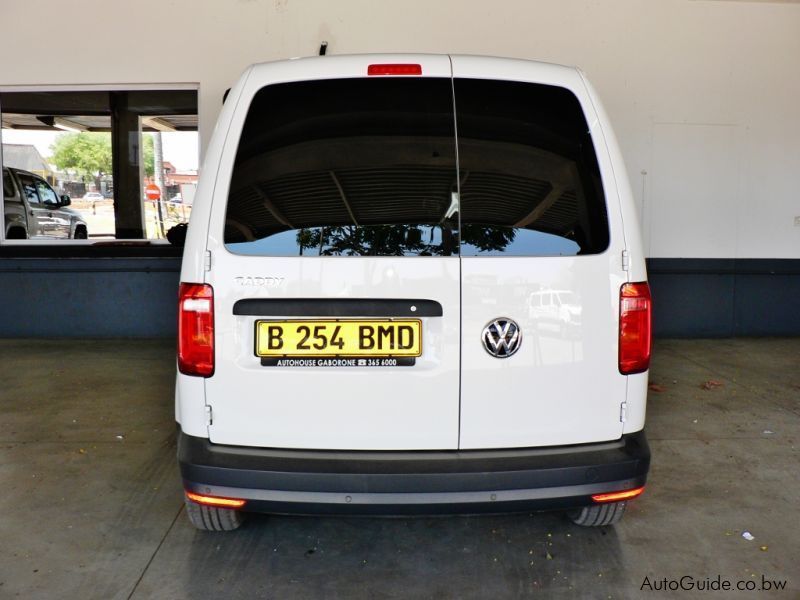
145,183,161,200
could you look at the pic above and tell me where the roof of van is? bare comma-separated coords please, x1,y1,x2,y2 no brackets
245,54,580,77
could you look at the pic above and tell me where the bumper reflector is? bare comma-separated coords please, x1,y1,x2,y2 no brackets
591,486,645,503
185,491,246,509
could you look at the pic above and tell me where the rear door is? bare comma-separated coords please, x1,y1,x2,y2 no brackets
205,57,462,450
15,172,46,237
34,177,70,238
452,58,628,449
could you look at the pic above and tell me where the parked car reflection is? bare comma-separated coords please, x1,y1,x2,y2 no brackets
528,289,582,339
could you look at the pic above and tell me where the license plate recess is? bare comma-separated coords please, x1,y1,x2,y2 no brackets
255,319,422,362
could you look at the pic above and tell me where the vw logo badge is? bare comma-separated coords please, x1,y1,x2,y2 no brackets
482,318,522,358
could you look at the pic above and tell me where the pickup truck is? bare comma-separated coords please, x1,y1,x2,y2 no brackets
3,166,88,239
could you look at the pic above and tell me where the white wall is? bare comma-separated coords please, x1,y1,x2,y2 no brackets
1,0,798,258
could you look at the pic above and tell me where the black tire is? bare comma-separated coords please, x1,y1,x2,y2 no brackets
73,226,88,240
184,497,245,531
6,227,27,239
568,501,627,526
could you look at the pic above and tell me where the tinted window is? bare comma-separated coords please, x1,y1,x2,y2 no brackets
16,173,41,206
35,179,59,205
225,78,458,256
455,79,609,256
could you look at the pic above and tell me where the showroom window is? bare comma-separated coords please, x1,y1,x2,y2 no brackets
0,87,198,243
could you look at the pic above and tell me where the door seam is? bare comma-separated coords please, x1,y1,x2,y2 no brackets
449,55,463,450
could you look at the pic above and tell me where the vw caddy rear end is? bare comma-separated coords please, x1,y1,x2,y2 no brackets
176,54,651,530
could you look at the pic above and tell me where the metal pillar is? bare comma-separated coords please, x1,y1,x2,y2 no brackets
110,92,145,239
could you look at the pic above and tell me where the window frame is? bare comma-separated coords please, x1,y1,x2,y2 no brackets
0,82,199,248
3,168,19,200
15,171,42,207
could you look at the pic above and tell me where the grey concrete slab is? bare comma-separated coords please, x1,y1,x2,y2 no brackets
645,343,797,442
0,340,183,600
130,512,635,599
0,339,798,599
0,339,175,444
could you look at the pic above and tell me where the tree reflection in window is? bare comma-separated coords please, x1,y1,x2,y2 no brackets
296,224,460,257
292,223,519,257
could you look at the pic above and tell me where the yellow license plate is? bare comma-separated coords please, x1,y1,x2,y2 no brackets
255,319,422,358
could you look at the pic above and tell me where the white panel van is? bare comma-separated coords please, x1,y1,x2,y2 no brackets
176,55,652,531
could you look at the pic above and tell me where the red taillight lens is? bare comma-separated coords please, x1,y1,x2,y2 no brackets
619,282,652,375
185,491,246,509
591,486,645,503
367,63,422,76
178,283,214,377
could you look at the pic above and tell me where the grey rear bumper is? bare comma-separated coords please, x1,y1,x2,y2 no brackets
178,429,649,515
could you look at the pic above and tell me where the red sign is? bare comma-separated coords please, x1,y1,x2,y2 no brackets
145,184,161,200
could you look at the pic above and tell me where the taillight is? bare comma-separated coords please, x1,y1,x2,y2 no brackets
367,63,422,76
619,282,652,374
178,283,214,377
591,486,645,503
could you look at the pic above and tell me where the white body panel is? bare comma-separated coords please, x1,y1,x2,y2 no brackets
175,54,648,451
175,375,207,438
459,255,626,447
205,255,460,449
453,56,630,448
577,72,650,432
199,55,461,450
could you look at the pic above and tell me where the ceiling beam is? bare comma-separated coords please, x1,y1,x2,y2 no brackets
142,116,178,132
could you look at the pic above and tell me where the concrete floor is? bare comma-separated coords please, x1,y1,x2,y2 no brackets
0,339,798,599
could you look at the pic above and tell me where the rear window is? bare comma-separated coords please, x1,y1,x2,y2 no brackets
225,78,458,256
224,77,608,257
455,78,608,256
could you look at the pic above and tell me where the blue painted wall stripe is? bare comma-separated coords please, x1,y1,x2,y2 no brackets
1,255,799,338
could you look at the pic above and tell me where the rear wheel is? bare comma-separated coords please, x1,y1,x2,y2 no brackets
6,227,27,239
184,497,245,531
568,501,627,526
73,226,88,239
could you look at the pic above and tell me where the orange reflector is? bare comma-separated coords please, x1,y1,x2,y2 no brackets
367,63,422,76
185,491,246,509
591,486,645,503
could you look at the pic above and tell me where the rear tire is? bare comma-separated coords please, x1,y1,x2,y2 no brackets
6,227,27,239
569,501,627,526
184,497,245,531
73,226,88,239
